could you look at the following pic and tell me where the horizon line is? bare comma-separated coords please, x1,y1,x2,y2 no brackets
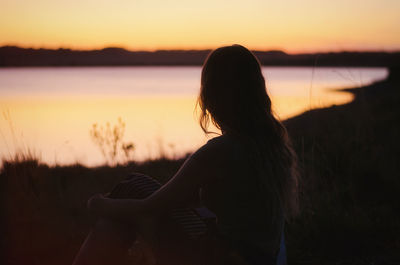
2,44,400,55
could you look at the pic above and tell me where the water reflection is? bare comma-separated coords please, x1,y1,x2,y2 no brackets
0,67,388,166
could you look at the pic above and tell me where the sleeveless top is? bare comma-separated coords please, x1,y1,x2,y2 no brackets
190,133,285,264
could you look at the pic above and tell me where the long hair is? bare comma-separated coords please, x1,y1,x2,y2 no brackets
197,45,299,220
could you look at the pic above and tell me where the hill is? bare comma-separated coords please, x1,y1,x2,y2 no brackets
1,46,400,67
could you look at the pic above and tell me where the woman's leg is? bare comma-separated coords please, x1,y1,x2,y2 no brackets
73,173,161,265
72,218,137,265
72,173,209,265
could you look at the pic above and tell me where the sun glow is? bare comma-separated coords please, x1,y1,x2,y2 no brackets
1,0,399,52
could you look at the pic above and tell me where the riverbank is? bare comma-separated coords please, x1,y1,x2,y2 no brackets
1,69,399,264
283,67,400,264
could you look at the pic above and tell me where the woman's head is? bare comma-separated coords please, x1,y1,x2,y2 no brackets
198,44,272,134
198,45,300,219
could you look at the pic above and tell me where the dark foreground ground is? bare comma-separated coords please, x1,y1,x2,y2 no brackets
1,69,399,265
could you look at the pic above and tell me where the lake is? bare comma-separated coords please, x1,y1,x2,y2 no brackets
0,67,388,166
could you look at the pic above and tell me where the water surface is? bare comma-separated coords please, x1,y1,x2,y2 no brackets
0,67,388,166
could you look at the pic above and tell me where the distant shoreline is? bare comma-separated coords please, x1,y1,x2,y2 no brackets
1,45,399,67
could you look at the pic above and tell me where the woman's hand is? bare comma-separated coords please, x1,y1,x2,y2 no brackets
87,193,107,216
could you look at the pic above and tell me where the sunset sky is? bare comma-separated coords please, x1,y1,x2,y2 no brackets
1,0,399,52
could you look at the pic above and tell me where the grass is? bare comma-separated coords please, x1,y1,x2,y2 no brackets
1,69,400,264
1,155,188,265
283,68,400,264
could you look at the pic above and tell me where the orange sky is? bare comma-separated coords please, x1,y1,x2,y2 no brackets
1,0,399,52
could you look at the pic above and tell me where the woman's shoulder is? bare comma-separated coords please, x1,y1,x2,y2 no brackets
193,133,234,155
205,133,234,149
190,133,248,165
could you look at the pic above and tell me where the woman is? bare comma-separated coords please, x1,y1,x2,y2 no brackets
73,45,299,265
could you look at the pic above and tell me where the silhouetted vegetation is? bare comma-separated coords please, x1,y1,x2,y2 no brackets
90,118,135,166
1,69,399,264
283,68,400,264
1,45,400,67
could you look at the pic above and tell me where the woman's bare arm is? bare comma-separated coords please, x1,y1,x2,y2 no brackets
87,152,216,221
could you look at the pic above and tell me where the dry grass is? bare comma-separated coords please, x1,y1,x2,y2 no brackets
284,77,400,264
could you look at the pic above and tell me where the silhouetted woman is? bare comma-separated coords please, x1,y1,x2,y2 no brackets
73,45,299,265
